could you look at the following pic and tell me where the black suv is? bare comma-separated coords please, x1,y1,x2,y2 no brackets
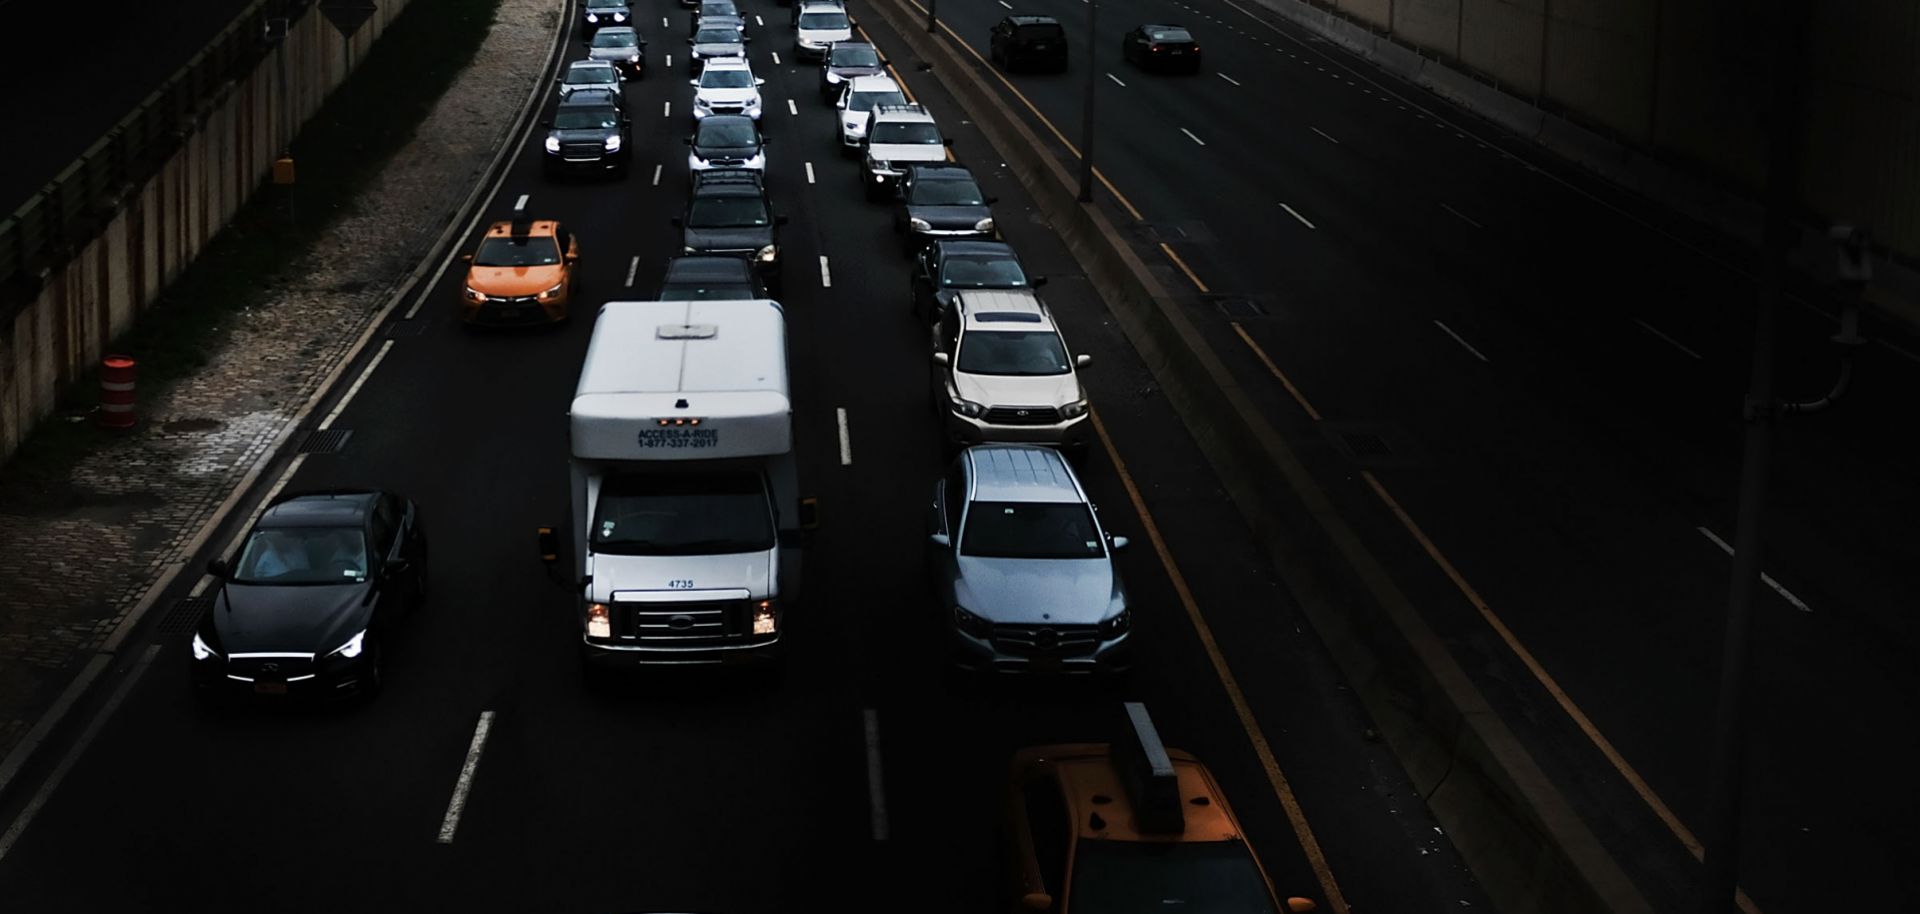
895,164,998,256
581,0,632,34
542,89,632,179
990,16,1068,72
655,255,772,300
910,240,1042,320
673,171,788,293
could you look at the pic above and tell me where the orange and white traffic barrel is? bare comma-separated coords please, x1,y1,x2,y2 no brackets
98,355,137,429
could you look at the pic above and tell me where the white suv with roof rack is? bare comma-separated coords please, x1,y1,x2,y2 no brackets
861,103,950,200
930,290,1091,454
690,57,765,120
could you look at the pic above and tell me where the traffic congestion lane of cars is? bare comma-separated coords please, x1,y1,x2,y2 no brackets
0,3,1486,911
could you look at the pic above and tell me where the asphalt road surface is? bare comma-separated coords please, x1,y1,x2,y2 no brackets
0,4,1491,913
909,0,1920,910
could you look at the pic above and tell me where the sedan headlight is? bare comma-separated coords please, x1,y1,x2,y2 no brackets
586,602,612,639
464,286,489,302
1059,399,1089,419
586,12,598,22
952,397,987,418
327,629,368,659
191,631,220,661
537,281,566,302
613,11,627,20
604,134,622,151
1098,607,1131,638
756,244,779,263
974,217,996,233
544,135,561,153
908,217,932,231
952,606,993,638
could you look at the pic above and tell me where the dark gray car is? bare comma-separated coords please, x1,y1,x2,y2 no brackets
926,446,1131,674
688,26,748,71
818,40,886,101
895,164,997,256
543,89,632,179
673,171,787,292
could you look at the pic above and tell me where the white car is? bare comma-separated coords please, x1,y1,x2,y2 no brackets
793,2,853,62
862,103,950,199
691,58,765,120
931,290,1092,454
559,60,624,98
835,74,906,155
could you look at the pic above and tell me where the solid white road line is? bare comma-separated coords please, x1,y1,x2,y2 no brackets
805,161,816,184
1311,126,1338,144
864,709,890,841
437,711,496,843
318,340,395,431
513,193,529,210
1279,203,1315,229
1696,527,1812,613
1217,72,1240,86
788,98,798,116
1180,127,1206,146
1107,72,1126,87
819,256,832,287
0,645,159,862
1440,203,1483,229
837,408,853,465
652,164,663,185
772,51,781,65
1433,320,1490,362
1632,318,1704,360
625,255,640,287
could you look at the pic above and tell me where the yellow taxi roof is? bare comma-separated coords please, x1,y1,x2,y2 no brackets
1022,743,1242,843
485,219,559,238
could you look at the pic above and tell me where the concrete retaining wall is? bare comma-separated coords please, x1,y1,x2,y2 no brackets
0,2,414,464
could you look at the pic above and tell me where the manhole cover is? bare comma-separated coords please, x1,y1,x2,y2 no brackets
157,596,212,636
300,428,352,454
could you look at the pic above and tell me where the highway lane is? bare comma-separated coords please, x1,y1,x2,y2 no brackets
0,3,1487,912
906,0,1920,910
0,0,264,217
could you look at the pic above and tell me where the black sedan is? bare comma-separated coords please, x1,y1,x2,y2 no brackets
192,489,428,701
894,163,997,256
1121,24,1201,73
909,240,1043,321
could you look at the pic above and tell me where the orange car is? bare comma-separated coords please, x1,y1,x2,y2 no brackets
460,216,579,325
1005,704,1318,914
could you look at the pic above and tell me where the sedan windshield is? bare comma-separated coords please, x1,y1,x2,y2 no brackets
694,28,740,43
961,501,1104,559
941,254,1028,287
1069,840,1281,914
569,66,619,85
695,120,759,147
848,90,906,112
660,280,758,300
799,11,849,28
592,471,775,555
831,46,880,67
910,177,985,206
474,235,562,267
592,30,639,48
700,1,737,15
870,122,941,144
701,69,755,88
1149,27,1195,42
233,527,370,584
956,329,1070,375
555,108,618,130
687,196,770,227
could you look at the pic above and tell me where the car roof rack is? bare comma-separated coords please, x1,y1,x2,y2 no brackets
873,103,929,117
1113,702,1185,835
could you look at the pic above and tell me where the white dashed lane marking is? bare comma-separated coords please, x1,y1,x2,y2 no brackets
1696,527,1812,612
1433,320,1490,362
1311,126,1338,144
625,256,639,287
1280,203,1315,229
1107,72,1126,87
1441,203,1483,229
1180,128,1206,146
1216,72,1240,86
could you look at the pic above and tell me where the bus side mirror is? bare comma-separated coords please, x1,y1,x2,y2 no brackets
799,496,821,530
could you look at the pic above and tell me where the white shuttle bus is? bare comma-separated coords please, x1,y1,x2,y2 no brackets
543,299,807,674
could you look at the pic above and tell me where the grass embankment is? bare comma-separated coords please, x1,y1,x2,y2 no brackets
1,0,511,508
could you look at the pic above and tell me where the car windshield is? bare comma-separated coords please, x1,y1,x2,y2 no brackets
569,66,618,84
701,69,755,88
1068,840,1282,914
473,235,561,267
1018,24,1065,39
799,11,849,28
1149,27,1194,41
961,501,1103,559
831,46,880,67
696,120,759,146
700,1,737,15
911,177,985,205
591,30,638,48
849,90,906,112
687,196,770,227
592,471,775,555
694,28,739,43
941,253,1028,287
871,122,941,144
555,108,618,129
660,280,759,300
956,329,1069,375
233,527,370,584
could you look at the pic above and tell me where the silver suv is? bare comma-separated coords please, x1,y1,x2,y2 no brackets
931,290,1091,453
861,103,950,199
926,445,1131,673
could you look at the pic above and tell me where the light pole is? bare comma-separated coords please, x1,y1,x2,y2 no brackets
1076,0,1097,202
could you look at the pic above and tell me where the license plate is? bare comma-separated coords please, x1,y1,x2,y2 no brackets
254,681,288,695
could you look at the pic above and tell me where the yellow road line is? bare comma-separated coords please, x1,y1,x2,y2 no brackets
1230,323,1322,421
1157,242,1210,293
1091,410,1351,914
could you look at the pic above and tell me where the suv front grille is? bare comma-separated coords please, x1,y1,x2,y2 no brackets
983,405,1060,425
616,599,749,646
992,623,1099,656
561,142,605,158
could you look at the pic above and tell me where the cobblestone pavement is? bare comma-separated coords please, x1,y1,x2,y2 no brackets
0,0,560,765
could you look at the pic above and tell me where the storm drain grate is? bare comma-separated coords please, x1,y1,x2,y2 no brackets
1212,296,1267,319
157,596,212,636
300,428,353,454
386,320,428,338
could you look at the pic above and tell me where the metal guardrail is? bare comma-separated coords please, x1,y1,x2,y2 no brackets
0,0,275,313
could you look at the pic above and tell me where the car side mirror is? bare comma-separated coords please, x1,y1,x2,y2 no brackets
539,118,552,127
683,137,693,144
1030,275,1048,288
460,253,473,263
756,77,766,86
689,78,700,85
932,351,950,366
744,35,753,42
929,532,950,549
799,496,821,530
206,558,231,579
686,37,694,43
1109,535,1129,551
775,214,790,225
985,195,999,205
565,252,579,264
1021,893,1052,912
1075,353,1093,368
